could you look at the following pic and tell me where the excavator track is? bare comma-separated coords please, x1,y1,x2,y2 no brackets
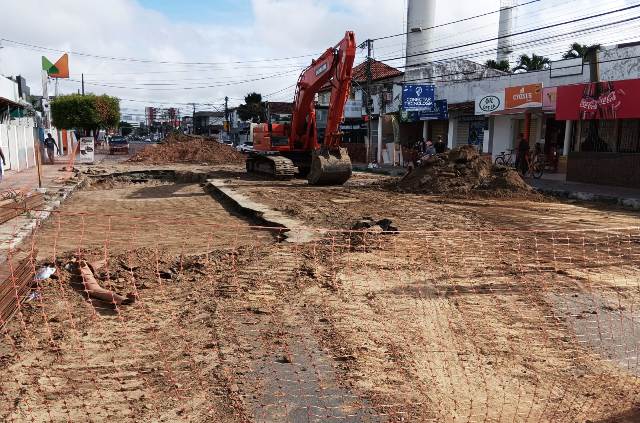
246,154,297,180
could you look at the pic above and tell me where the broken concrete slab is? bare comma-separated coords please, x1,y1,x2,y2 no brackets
206,179,322,244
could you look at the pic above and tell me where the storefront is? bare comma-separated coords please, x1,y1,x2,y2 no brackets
475,84,544,159
557,78,640,187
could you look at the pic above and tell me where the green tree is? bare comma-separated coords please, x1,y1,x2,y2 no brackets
484,59,511,73
51,94,120,134
237,92,266,123
562,43,601,60
513,54,551,72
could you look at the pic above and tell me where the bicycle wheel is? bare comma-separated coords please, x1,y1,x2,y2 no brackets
494,156,505,166
532,160,544,179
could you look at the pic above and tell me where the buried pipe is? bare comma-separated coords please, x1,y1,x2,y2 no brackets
78,261,135,306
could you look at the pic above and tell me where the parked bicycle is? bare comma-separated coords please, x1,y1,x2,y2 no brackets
494,149,516,168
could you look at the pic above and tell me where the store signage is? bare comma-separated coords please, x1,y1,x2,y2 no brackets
556,79,640,120
505,83,543,109
475,92,505,115
400,100,448,122
542,87,558,112
344,99,363,119
402,84,435,112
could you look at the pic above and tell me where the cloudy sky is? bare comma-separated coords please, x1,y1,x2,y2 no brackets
0,0,637,121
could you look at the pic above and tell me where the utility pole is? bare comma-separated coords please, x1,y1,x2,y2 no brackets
359,39,374,164
81,73,85,96
224,96,229,136
191,103,196,135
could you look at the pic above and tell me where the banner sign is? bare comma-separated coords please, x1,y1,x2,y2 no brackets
475,92,505,115
505,83,543,109
542,87,558,112
400,100,448,122
556,79,640,120
402,84,435,112
77,137,95,164
42,54,69,79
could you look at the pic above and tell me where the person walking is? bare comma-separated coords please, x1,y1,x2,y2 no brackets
0,146,6,182
43,133,60,165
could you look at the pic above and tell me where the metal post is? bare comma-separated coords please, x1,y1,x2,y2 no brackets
81,73,85,96
360,39,374,164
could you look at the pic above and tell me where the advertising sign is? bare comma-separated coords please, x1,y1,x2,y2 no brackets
542,87,558,112
42,54,69,79
475,92,505,115
505,83,543,109
344,99,363,119
77,137,95,164
402,84,435,112
556,79,640,120
401,100,448,122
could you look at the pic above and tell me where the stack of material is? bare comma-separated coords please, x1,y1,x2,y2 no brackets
398,145,533,196
128,133,245,165
0,253,35,327
0,192,45,225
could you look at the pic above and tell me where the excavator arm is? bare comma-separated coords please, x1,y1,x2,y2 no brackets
291,31,357,150
292,31,356,185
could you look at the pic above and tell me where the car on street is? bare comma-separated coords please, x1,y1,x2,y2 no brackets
236,142,254,153
109,136,130,155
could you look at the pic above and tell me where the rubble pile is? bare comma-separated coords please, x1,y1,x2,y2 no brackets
129,133,245,165
398,145,533,196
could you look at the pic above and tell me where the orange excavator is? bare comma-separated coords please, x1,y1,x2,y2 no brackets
247,31,356,185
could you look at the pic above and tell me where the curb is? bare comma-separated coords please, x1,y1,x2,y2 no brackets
206,179,321,244
533,187,640,211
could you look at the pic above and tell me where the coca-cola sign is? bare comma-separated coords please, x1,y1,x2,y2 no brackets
557,79,639,120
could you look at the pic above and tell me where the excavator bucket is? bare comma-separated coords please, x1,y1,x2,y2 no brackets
307,147,353,186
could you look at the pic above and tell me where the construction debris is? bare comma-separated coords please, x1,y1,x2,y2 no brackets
397,145,534,196
128,133,245,165
78,260,135,306
352,218,399,233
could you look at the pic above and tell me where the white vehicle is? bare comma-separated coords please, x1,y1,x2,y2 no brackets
236,142,254,153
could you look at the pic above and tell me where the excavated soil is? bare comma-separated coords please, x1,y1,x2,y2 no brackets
1,164,640,422
398,145,538,198
128,134,245,165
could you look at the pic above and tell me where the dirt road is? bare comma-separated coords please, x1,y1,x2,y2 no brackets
1,165,638,422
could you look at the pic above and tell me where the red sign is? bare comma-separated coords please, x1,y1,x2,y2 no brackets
505,83,543,109
556,79,640,120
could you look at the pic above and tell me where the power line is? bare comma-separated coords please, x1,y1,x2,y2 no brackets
0,37,321,66
380,3,640,63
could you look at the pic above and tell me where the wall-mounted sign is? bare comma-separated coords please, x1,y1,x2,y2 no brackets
556,79,640,120
505,83,543,109
402,84,435,112
400,100,448,122
542,87,558,112
475,92,505,115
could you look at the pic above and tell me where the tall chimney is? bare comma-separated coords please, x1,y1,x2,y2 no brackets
406,0,437,69
497,0,515,63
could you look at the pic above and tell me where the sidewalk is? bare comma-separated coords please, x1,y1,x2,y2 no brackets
528,173,640,210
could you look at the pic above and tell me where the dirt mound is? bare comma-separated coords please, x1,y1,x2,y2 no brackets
398,145,534,197
128,133,245,165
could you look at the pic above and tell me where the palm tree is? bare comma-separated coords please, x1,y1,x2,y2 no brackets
513,54,551,72
484,59,511,73
562,43,601,60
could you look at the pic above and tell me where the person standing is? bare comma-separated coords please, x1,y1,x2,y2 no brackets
516,133,529,175
43,133,60,165
434,135,447,154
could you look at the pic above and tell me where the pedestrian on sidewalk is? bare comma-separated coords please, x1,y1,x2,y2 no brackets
0,146,6,182
43,133,60,165
515,133,529,175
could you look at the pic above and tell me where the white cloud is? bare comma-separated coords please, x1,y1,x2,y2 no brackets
0,0,637,118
